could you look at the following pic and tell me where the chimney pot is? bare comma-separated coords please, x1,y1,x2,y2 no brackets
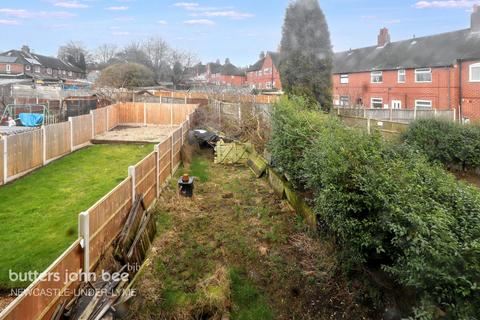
377,27,390,47
472,5,480,32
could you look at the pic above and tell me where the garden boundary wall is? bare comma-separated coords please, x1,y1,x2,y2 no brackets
0,102,198,185
338,115,409,139
0,103,197,320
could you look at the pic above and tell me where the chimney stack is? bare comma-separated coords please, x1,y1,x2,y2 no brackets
377,28,390,47
472,5,480,32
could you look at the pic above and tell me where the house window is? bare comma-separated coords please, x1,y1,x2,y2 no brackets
25,65,31,71
415,100,432,109
371,98,383,108
371,71,383,83
264,68,271,74
340,96,349,107
68,71,72,77
47,68,52,75
340,74,349,84
415,68,432,83
63,70,66,75
469,63,480,82
6,64,11,73
35,66,40,73
398,69,406,83
266,82,272,89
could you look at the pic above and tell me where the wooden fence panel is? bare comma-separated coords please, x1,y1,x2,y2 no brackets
135,152,157,208
118,103,144,124
158,138,172,184
7,130,43,178
0,240,83,320
172,104,190,124
0,139,3,185
172,128,182,169
88,178,132,267
93,108,108,136
45,122,71,161
107,104,119,130
146,104,172,125
71,114,93,148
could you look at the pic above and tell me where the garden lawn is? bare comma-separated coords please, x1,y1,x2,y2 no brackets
0,144,152,289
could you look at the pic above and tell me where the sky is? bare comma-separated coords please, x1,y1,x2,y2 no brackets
0,0,478,67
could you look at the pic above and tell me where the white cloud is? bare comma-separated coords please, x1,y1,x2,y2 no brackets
54,1,89,9
157,20,167,25
195,10,254,20
106,6,129,11
0,19,19,25
183,19,215,26
0,8,75,19
114,16,134,21
173,2,199,10
414,0,480,9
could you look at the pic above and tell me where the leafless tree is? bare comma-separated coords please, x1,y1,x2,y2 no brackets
94,43,118,66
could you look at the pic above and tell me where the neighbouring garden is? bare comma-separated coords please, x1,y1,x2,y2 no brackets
0,144,152,289
269,96,480,319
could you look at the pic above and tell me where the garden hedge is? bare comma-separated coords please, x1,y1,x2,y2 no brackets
269,97,480,319
403,119,480,171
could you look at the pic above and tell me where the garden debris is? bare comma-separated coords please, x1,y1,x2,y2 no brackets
247,152,267,178
61,194,156,320
214,140,251,164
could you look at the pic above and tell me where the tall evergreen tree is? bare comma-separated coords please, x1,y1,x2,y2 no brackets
279,0,333,111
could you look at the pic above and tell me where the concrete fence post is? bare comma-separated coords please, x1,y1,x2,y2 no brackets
367,117,371,134
78,211,90,278
3,136,8,183
42,125,47,164
414,106,417,120
453,108,457,122
90,110,95,139
171,134,174,175
143,102,147,127
68,117,74,151
154,144,160,198
128,166,136,203
434,108,437,119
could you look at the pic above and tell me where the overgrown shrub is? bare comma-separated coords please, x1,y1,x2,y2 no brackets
268,96,338,188
403,119,480,171
269,98,480,318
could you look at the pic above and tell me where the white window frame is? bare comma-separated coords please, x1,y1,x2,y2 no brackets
469,63,480,82
68,71,73,77
415,100,432,109
340,74,349,84
371,71,383,83
371,97,383,108
47,68,52,75
6,64,11,73
415,68,432,83
398,69,406,83
339,96,349,107
35,66,40,73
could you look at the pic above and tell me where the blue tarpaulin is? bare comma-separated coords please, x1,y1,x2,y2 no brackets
18,113,44,127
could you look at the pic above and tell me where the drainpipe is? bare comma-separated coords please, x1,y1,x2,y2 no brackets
447,66,451,111
458,59,463,122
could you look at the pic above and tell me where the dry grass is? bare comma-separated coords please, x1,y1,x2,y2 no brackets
127,151,371,319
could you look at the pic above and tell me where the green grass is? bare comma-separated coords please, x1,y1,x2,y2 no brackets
230,268,274,320
0,144,152,289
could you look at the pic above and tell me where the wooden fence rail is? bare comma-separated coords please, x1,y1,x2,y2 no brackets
0,103,198,320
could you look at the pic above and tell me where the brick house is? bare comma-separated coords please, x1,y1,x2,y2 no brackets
246,51,282,91
0,46,86,82
206,59,246,87
333,5,480,121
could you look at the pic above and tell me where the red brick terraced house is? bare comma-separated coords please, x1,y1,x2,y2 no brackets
246,51,282,91
333,5,480,122
209,59,246,87
0,45,86,82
